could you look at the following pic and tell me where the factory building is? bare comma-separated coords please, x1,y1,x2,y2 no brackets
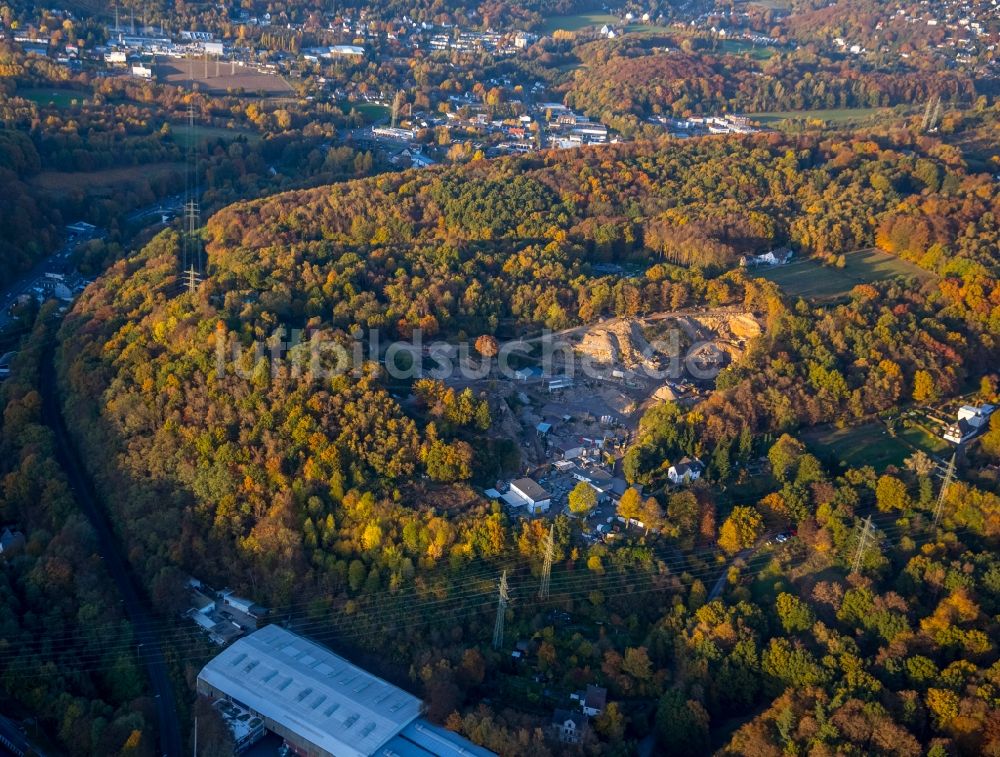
197,624,494,757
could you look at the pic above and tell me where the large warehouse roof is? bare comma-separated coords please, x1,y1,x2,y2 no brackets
378,718,497,757
197,624,422,757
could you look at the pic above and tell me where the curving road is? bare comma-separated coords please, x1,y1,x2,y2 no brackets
39,337,182,757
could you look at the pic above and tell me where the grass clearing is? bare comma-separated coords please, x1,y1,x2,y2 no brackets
341,102,390,123
718,39,776,60
541,12,619,34
753,248,934,300
802,421,949,471
18,88,87,108
742,0,792,10
622,22,673,34
802,424,910,470
752,107,896,125
170,123,259,148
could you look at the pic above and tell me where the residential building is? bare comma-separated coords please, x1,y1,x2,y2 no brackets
582,685,607,717
944,404,995,443
551,709,587,744
740,248,793,267
667,457,704,485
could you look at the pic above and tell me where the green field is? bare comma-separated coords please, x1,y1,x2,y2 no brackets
341,102,390,124
541,12,619,34
623,23,674,34
170,124,259,148
718,39,776,60
746,0,791,9
18,88,86,107
753,248,934,300
752,107,895,125
802,422,948,471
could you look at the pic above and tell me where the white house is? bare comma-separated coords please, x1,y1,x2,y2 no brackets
944,404,995,443
741,248,793,267
505,478,552,514
551,709,586,744
667,456,704,485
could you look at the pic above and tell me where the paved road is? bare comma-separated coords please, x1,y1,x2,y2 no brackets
708,537,771,602
39,335,182,757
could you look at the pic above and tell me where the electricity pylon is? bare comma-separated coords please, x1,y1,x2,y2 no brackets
184,265,201,294
539,525,554,600
851,515,873,575
932,453,956,529
182,99,202,276
492,570,509,650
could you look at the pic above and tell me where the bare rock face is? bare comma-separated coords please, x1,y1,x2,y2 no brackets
577,319,657,370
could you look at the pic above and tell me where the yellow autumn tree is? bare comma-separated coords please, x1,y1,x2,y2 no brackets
718,506,764,555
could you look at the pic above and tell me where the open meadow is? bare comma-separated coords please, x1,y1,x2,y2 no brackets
753,248,934,299
540,12,620,34
18,88,87,107
752,107,905,126
169,123,259,148
801,421,950,471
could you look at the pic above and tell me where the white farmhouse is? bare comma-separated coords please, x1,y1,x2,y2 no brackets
667,457,704,485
